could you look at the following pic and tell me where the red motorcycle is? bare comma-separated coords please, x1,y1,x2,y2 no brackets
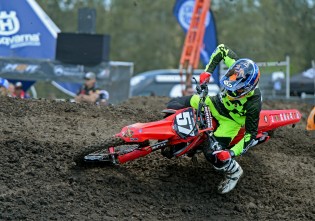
75,83,301,165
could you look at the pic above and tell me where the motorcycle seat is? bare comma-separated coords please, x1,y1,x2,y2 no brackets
161,109,177,114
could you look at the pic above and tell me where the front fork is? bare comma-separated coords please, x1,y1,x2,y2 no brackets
109,147,117,164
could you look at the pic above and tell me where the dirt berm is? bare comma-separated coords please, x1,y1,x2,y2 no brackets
0,96,314,221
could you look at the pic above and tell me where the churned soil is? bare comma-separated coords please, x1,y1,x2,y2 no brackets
0,95,314,221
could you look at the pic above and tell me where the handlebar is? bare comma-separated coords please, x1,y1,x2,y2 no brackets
192,77,208,101
191,77,212,131
180,77,213,139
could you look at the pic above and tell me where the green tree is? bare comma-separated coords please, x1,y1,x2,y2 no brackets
213,0,315,74
37,0,314,75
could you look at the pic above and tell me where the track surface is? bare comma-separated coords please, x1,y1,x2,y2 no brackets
0,96,314,221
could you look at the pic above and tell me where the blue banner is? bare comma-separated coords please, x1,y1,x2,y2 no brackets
0,0,83,95
0,0,60,60
173,0,219,84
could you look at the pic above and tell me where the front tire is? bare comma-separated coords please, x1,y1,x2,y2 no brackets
73,136,125,165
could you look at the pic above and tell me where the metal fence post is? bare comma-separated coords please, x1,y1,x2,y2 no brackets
286,55,290,99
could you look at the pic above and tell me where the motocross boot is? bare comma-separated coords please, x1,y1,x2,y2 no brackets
214,159,243,194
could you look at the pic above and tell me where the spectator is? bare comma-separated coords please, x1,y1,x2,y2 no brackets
12,82,31,99
0,78,9,96
8,83,15,97
75,72,100,104
271,71,285,97
183,85,195,96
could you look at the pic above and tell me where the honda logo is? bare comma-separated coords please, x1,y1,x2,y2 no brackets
0,11,20,36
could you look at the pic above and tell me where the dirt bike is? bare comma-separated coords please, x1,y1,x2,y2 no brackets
75,80,302,165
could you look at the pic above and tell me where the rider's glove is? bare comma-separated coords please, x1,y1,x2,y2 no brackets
200,72,211,85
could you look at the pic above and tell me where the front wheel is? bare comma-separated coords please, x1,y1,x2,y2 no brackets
74,136,141,165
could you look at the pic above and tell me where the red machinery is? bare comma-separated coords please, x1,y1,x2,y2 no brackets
179,0,211,95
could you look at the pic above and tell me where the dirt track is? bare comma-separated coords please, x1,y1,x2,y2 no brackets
0,96,314,221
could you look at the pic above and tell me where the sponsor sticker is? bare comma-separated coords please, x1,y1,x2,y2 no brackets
264,115,268,123
122,127,134,138
2,63,39,74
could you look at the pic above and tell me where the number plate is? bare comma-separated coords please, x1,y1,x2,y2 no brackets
174,108,198,137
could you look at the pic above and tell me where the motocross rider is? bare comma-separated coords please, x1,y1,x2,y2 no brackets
166,44,262,194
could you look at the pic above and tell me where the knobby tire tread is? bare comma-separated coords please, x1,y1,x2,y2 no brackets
74,136,125,164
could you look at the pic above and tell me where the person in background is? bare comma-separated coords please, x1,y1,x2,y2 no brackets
75,72,110,105
8,83,15,97
0,78,9,96
75,72,99,104
12,82,31,99
184,85,196,96
74,72,98,103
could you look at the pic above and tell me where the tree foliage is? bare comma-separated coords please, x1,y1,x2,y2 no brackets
36,0,314,75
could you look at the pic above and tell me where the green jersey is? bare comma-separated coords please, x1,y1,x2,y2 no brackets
192,44,262,156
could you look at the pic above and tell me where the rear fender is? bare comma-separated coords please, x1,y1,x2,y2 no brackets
258,109,301,132
229,109,301,146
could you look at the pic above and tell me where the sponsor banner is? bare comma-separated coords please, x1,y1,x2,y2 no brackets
0,58,50,81
53,63,112,96
0,58,90,82
0,57,134,104
52,62,132,104
53,64,85,77
2,62,40,74
173,0,219,84
0,0,60,59
0,0,134,103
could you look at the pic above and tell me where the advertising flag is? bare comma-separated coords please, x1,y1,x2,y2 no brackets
0,0,60,60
